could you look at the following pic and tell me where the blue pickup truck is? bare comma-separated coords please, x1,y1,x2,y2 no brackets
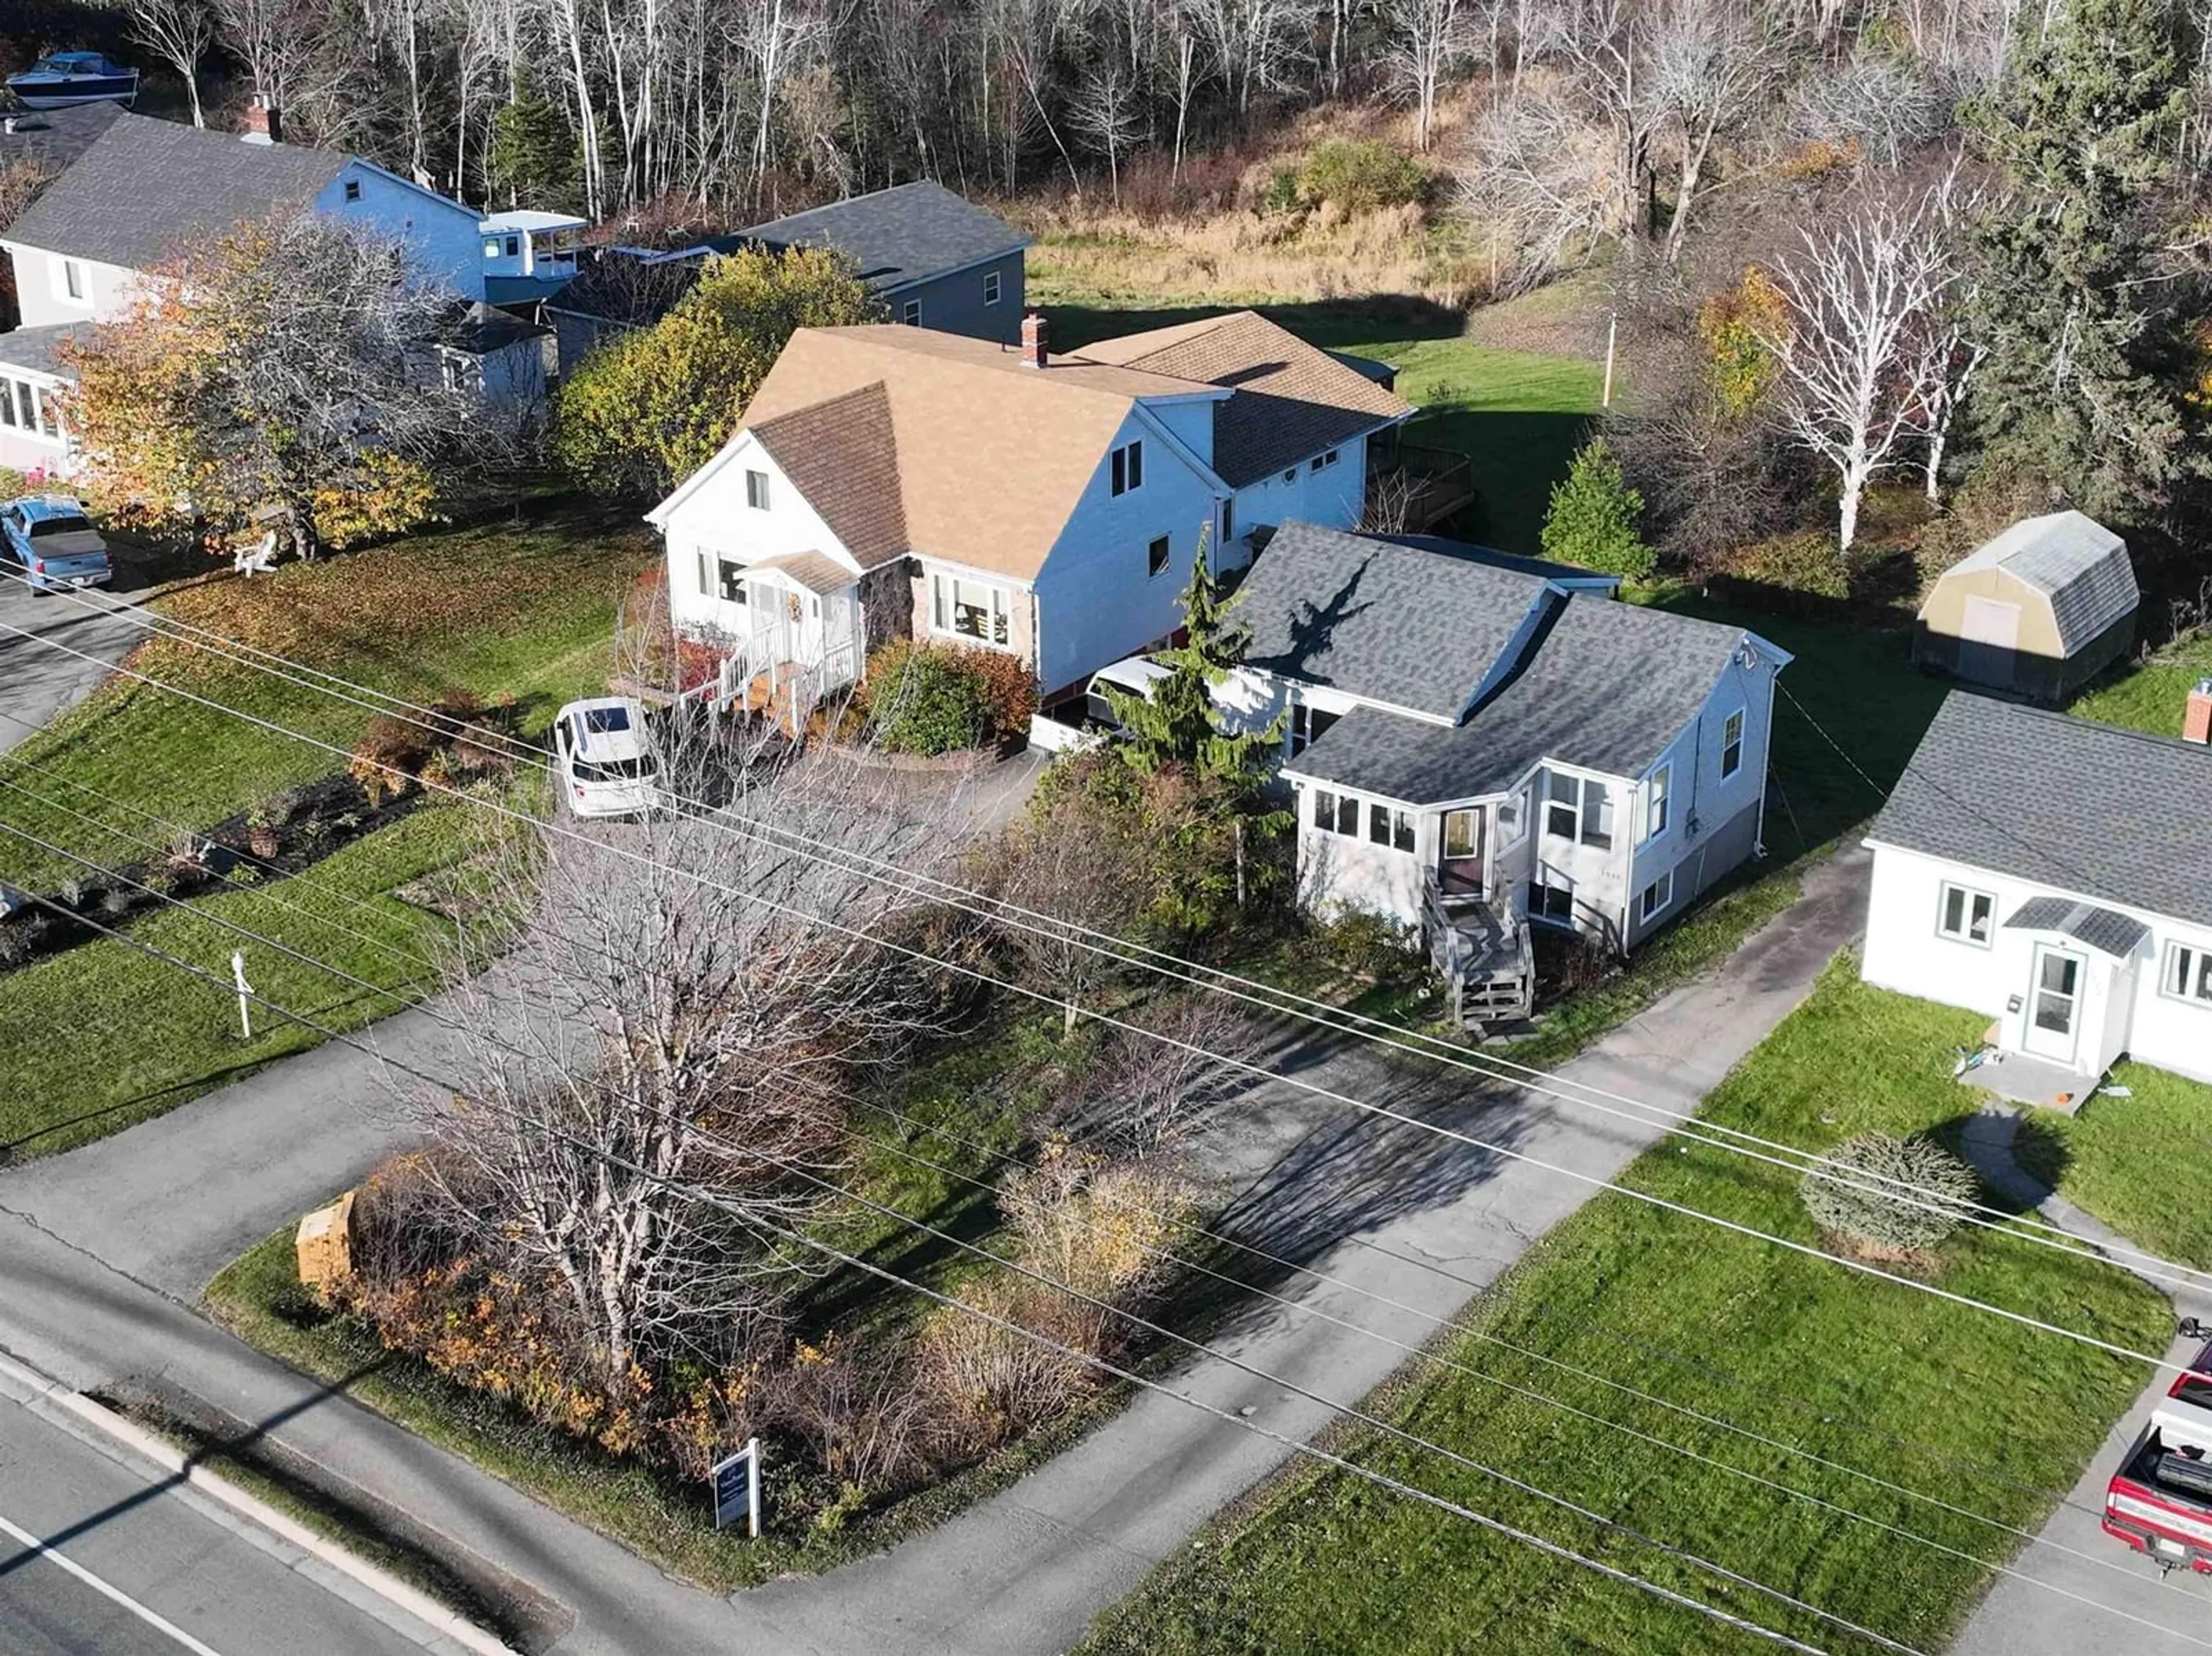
1,495,113,595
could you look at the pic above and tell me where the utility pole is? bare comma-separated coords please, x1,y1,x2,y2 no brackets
1601,312,1619,409
231,949,254,1040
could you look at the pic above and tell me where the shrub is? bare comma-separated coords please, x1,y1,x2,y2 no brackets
1262,166,1304,217
349,713,435,805
1540,439,1655,581
0,913,50,970
862,641,1013,756
1726,529,1850,604
1313,907,1425,980
1298,139,1426,215
910,1275,1099,1458
1800,1132,1979,1253
964,648,1039,738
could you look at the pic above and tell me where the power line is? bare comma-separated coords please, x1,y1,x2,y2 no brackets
0,867,1893,1656
8,813,2202,1651
9,570,2193,1291
0,607,2194,1382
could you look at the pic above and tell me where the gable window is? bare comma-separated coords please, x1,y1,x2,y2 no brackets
1147,535,1171,577
745,469,771,510
1720,709,1745,779
1111,440,1145,496
1639,871,1674,922
1282,467,1298,484
931,573,1012,648
695,550,712,596
1310,448,1340,473
1289,702,1339,756
718,561,749,605
343,179,362,202
1645,764,1672,840
1221,499,1235,542
1529,872,1574,925
2162,942,2212,1006
483,238,501,259
1937,882,1995,946
1311,788,1359,838
902,299,922,326
60,259,85,302
983,270,1002,306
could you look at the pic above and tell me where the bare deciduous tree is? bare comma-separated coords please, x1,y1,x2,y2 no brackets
1458,93,1617,291
1755,181,1962,550
422,724,977,1386
128,0,218,126
1646,0,1779,265
1380,0,1473,151
1068,59,1147,202
1062,995,1267,1153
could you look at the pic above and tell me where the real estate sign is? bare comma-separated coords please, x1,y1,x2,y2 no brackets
712,1439,762,1536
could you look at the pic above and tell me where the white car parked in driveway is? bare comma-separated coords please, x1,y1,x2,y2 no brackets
551,697,661,818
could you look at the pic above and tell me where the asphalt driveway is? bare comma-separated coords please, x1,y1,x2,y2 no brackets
0,572,145,757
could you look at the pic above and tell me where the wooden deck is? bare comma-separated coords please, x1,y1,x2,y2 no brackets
1374,441,1478,532
1422,873,1534,1030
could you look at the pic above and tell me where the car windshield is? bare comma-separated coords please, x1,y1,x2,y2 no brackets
583,706,633,734
576,755,655,783
29,515,93,537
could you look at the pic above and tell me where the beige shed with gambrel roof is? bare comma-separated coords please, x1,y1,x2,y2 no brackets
1913,510,2138,703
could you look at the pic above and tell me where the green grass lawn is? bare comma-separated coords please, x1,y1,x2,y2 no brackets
2071,632,2212,739
0,507,649,1159
1081,959,2169,1655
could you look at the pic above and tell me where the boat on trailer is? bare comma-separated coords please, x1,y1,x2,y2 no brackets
6,53,139,111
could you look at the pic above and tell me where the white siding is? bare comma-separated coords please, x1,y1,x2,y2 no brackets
3,245,139,327
660,433,861,638
1031,406,1225,696
1230,432,1370,540
1861,843,2212,1083
1145,398,1218,469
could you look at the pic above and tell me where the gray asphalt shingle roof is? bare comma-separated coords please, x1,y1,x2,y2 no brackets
0,103,124,195
1868,692,2212,930
2001,896,2150,959
1286,592,1759,804
1939,510,2139,655
0,320,91,377
4,112,351,268
1234,521,1556,721
742,181,1025,290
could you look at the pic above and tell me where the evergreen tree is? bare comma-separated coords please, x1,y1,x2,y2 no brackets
1540,439,1655,579
1967,0,2198,511
488,76,582,212
1104,531,1281,796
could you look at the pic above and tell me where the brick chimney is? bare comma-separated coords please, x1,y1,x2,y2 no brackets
1019,310,1047,370
2186,677,2212,746
240,94,282,145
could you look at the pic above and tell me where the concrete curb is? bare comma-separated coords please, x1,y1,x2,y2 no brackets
0,1350,516,1656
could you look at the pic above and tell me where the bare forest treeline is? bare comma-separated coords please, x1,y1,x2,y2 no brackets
37,0,2212,232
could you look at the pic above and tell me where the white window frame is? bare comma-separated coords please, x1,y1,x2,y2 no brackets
482,238,501,259
1644,763,1672,842
1639,870,1674,923
1936,881,1996,948
1497,785,1528,850
718,560,749,607
1578,778,1613,850
1544,772,1580,842
1719,708,1745,779
744,468,771,511
1529,870,1575,927
983,270,1002,306
1289,701,1338,757
1310,787,1360,838
902,298,922,326
695,550,711,597
2162,941,2212,1007
59,257,88,304
1111,439,1145,497
930,571,1014,651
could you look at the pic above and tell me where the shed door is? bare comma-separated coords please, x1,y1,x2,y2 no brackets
1957,596,2021,688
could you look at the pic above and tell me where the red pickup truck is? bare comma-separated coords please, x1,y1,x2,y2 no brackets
2104,1344,2212,1572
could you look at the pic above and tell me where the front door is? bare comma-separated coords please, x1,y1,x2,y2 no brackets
1957,596,2021,689
2024,945,2083,1064
1439,808,1484,896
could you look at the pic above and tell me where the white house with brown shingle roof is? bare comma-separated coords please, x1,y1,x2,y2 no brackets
647,310,1413,702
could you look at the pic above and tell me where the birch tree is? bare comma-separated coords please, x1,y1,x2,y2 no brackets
1381,0,1472,151
128,0,218,126
1647,0,1779,264
1756,185,1960,551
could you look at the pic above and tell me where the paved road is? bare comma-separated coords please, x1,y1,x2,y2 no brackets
0,841,1873,1655
0,570,146,759
1951,1111,2212,1656
0,1384,453,1656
